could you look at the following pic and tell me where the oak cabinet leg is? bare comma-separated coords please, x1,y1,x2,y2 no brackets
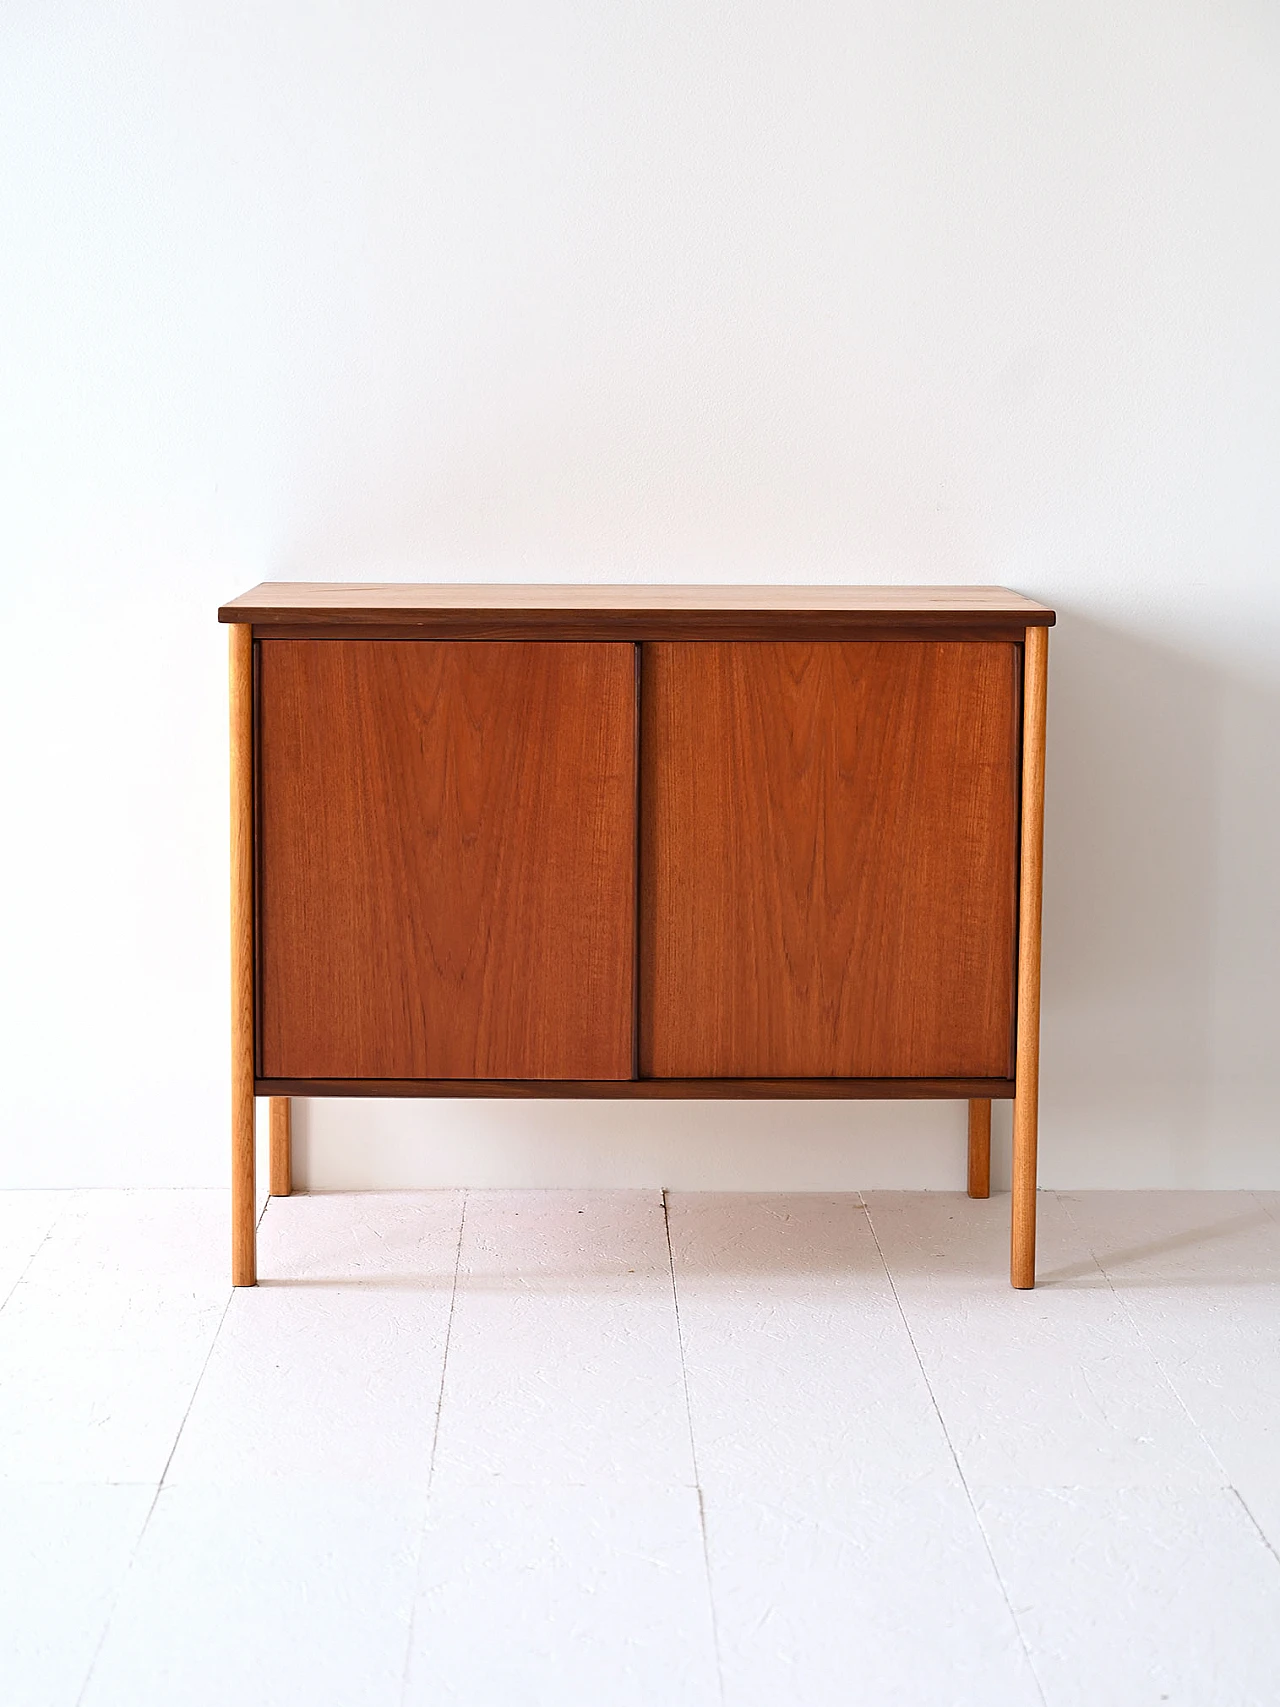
1011,623,1048,1290
270,1097,292,1197
230,622,257,1286
1011,1089,1038,1290
232,1089,257,1285
967,1099,991,1198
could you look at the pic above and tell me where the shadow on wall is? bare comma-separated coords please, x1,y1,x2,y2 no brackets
293,1094,976,1196
1040,608,1280,1187
296,604,1280,1195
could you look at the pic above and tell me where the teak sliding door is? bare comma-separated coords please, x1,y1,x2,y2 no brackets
639,641,1021,1080
257,639,636,1081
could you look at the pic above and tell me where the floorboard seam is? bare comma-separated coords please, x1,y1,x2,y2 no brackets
860,1196,1050,1707
662,1189,727,1707
73,1271,236,1707
1232,1488,1280,1570
0,1200,67,1315
397,1188,468,1707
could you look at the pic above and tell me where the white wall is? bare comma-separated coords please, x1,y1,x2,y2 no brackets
2,1,1277,1191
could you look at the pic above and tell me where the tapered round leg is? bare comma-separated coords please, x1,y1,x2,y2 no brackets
967,1099,991,1198
270,1097,292,1197
230,623,257,1286
1011,623,1048,1290
1011,1094,1037,1289
231,1088,256,1286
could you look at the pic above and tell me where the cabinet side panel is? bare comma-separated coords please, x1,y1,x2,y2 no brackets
258,640,635,1080
639,641,1019,1079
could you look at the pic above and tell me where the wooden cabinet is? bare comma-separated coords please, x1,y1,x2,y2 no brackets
221,585,1052,1288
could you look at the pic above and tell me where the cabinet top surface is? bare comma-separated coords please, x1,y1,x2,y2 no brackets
220,583,1055,629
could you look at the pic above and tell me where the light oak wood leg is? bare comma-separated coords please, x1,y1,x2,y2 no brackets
1011,623,1048,1289
230,623,257,1286
967,1099,991,1198
270,1097,292,1197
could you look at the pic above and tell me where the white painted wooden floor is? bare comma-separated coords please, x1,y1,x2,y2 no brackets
3,1188,1280,1707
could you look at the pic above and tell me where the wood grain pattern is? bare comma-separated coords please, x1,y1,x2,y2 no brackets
229,624,256,1286
220,585,1055,642
257,640,635,1081
269,1096,291,1197
968,1098,992,1198
221,582,1057,618
640,642,1021,1080
1012,624,1049,1289
256,1076,1016,1099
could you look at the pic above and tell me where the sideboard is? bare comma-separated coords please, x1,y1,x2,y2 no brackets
220,585,1052,1288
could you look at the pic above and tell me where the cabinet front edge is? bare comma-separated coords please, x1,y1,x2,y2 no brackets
232,619,1052,644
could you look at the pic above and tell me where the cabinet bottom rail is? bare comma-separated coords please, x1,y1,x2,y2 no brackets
254,1075,1016,1100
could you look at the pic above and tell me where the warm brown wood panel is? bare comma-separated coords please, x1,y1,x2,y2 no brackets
640,642,1020,1079
249,619,1037,644
258,640,635,1080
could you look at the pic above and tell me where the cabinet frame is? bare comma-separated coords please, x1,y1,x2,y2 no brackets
225,585,1051,1290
